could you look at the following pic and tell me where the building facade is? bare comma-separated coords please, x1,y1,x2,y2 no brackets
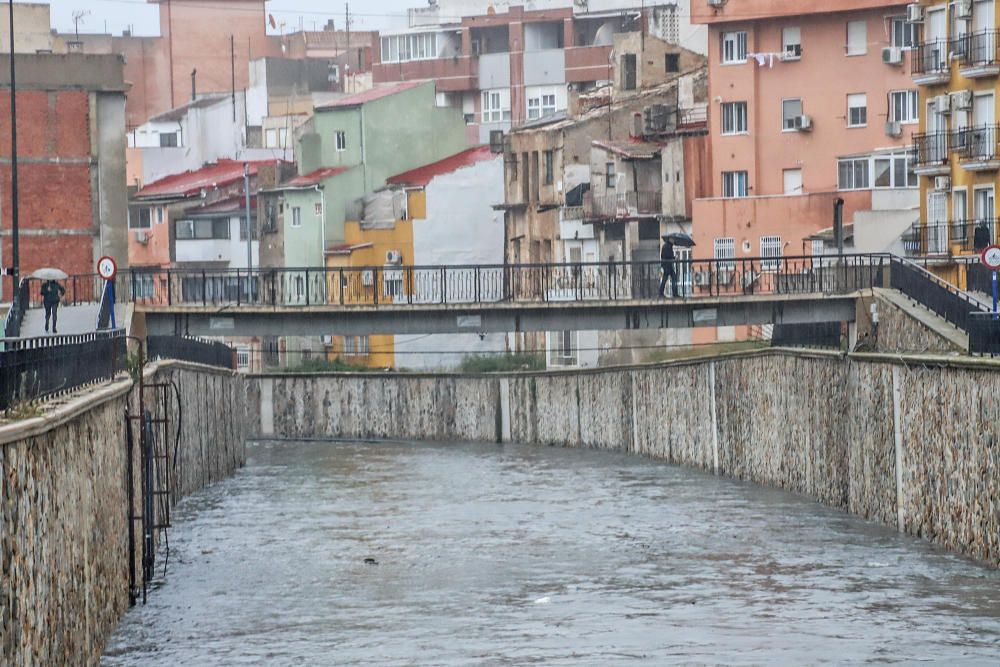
0,54,128,300
691,0,919,274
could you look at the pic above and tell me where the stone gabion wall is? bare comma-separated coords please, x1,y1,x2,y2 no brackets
255,351,1000,568
1,362,250,666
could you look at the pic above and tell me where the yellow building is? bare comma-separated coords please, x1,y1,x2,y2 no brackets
911,0,1000,288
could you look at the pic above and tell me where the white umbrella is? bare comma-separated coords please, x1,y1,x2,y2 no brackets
31,268,69,280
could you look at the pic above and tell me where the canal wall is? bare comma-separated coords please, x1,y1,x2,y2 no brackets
253,350,1000,567
1,361,250,666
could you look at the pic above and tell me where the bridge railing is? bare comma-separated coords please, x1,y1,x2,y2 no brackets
43,254,890,309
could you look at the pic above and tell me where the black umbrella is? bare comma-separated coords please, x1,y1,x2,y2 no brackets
661,232,695,247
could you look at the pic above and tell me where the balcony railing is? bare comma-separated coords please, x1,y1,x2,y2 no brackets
903,219,999,256
958,30,1000,67
954,124,1000,163
912,38,949,76
911,130,950,167
584,191,662,219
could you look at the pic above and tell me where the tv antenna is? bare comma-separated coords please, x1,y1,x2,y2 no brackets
72,10,90,39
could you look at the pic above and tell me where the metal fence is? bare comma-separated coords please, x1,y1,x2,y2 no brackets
771,322,843,349
0,330,126,410
65,254,889,310
146,336,235,370
968,312,1000,355
888,256,989,333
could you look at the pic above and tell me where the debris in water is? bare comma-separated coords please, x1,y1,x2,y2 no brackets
364,557,378,565
533,596,551,605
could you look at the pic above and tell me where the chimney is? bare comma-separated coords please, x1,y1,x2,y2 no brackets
191,69,197,101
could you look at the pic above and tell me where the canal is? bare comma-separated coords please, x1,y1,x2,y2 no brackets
103,440,1000,665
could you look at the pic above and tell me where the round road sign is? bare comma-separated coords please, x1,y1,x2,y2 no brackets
97,256,118,281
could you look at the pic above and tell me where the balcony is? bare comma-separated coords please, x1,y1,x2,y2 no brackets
954,124,1000,171
958,30,1000,78
911,39,951,86
372,56,478,92
583,191,662,220
903,219,998,257
910,130,951,176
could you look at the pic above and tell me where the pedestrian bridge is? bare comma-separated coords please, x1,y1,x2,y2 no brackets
5,255,990,340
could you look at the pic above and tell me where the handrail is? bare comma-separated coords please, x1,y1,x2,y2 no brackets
3,278,30,338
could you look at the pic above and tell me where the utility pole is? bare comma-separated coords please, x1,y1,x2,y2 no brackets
345,3,350,55
8,0,20,297
244,163,253,286
230,35,236,123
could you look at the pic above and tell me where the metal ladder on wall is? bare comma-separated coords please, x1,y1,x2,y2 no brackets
125,375,175,606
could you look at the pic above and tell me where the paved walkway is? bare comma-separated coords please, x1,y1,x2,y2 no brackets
21,304,126,337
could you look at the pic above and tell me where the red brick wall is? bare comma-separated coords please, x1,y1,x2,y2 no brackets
0,89,97,297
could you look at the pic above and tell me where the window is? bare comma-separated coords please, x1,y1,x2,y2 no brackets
159,132,178,148
129,207,151,229
811,239,825,257
721,101,748,135
621,53,637,90
236,346,250,370
383,269,403,299
838,158,870,190
847,93,867,127
890,16,915,48
526,91,558,120
782,98,803,130
782,27,801,58
760,235,782,271
291,207,302,228
665,53,680,72
380,33,438,63
265,128,277,148
714,237,736,271
482,89,511,123
549,330,578,367
343,335,370,356
174,218,230,240
838,151,915,190
890,90,919,124
335,131,346,152
721,31,747,64
328,64,340,83
846,20,867,56
606,161,616,187
314,202,323,217
722,171,748,198
543,150,554,185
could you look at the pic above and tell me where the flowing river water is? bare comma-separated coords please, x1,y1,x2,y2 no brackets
103,440,1000,665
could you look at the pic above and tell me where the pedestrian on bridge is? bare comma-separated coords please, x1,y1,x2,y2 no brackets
658,238,679,298
41,279,65,334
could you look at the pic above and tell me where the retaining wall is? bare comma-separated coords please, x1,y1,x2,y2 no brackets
254,350,1000,568
1,362,250,666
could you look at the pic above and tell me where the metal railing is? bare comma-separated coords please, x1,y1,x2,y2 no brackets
60,254,890,309
957,29,1000,67
954,124,1000,162
3,278,29,338
888,256,988,334
904,220,998,256
0,329,126,410
968,311,1000,354
912,38,949,75
146,336,235,370
911,130,950,167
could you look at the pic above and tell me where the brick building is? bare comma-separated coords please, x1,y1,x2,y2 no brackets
0,54,128,300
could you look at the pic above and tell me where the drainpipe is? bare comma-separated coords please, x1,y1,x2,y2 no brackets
314,184,326,259
244,163,253,274
834,197,845,259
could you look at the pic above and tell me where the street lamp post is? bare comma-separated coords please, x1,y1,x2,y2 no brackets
7,0,20,298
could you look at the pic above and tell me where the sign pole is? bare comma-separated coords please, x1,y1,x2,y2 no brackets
97,256,118,330
108,280,117,329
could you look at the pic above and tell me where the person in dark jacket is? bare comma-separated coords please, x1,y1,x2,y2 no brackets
41,280,65,333
658,238,679,298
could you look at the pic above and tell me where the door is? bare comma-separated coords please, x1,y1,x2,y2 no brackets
782,168,803,195
954,189,969,243
927,9,947,68
973,1,996,63
976,187,995,236
973,93,995,158
927,192,948,254
621,54,637,91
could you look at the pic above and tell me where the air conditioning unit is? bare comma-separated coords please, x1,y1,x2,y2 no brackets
955,0,973,19
134,229,149,245
385,249,402,264
934,176,952,191
935,94,951,113
952,89,973,110
882,46,903,65
906,3,924,23
793,114,812,131
361,269,374,286
885,120,902,137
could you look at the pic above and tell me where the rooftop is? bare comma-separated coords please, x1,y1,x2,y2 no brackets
135,160,282,200
592,138,664,160
148,94,231,124
184,195,257,218
314,81,425,110
271,167,353,190
387,146,496,187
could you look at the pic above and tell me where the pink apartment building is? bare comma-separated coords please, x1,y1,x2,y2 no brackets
691,0,919,265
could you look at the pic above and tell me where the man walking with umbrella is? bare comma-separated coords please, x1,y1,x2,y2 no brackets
40,278,65,333
658,236,679,298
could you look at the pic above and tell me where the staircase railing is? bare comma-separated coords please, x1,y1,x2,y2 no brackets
3,278,30,339
888,256,989,334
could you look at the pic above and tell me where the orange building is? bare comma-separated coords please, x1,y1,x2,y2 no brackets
691,0,920,265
